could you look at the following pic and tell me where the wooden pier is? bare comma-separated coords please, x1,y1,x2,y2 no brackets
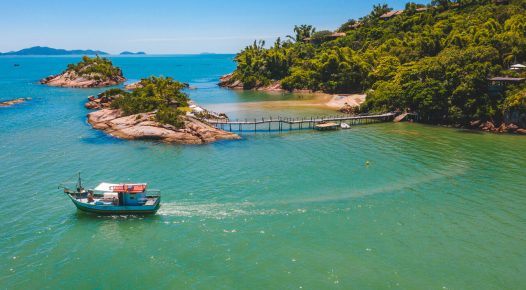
206,112,396,133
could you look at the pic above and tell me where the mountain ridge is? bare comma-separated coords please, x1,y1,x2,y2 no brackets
0,46,109,56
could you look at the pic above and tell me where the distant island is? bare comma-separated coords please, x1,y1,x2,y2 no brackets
40,56,125,88
222,1,526,133
120,51,146,55
0,46,108,56
85,76,239,144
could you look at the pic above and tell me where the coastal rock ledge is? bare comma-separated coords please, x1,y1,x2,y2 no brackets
219,73,284,92
40,71,126,88
87,109,240,144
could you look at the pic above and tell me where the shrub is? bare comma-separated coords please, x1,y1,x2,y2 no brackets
109,76,189,116
155,107,185,129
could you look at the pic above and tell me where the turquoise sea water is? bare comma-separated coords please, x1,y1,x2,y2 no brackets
1,55,525,290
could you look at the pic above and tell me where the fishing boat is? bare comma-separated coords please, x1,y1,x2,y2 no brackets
60,174,161,214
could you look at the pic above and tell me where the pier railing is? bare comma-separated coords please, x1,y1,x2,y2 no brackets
206,112,396,133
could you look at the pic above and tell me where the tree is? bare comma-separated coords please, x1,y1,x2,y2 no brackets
286,25,316,42
228,1,526,125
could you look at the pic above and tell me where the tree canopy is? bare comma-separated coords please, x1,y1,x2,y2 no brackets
66,56,122,80
109,76,190,128
230,0,526,124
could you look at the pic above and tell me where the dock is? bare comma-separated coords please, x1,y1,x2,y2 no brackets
315,122,339,131
206,112,397,133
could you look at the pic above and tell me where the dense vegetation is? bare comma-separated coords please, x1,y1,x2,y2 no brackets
108,76,190,128
229,0,526,124
66,56,122,80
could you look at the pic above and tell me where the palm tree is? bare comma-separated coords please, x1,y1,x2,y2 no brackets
371,4,392,18
287,25,316,42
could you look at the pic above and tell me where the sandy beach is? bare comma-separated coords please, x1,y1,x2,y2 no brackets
209,93,366,112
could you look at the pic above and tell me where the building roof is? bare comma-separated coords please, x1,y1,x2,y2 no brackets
330,32,346,37
94,182,147,192
510,64,526,69
380,10,403,19
348,22,363,29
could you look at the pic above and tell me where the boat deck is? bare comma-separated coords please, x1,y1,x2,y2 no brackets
74,196,159,206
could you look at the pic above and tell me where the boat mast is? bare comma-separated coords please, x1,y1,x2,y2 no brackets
76,172,82,192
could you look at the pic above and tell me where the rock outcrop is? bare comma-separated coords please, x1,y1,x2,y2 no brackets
465,120,525,134
40,69,125,88
218,73,285,92
124,82,142,90
84,94,120,110
87,109,240,144
0,98,32,107
218,73,244,89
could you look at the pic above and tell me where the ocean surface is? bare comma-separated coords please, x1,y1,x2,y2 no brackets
1,55,525,290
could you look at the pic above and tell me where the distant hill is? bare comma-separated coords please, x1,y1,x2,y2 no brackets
0,46,108,56
120,51,146,55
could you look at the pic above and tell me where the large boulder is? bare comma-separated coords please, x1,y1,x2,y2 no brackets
480,121,496,132
87,109,240,144
218,73,244,89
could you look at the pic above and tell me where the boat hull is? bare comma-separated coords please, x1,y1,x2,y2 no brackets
68,194,160,215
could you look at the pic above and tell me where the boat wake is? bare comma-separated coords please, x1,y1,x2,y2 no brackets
157,165,468,218
268,164,469,205
157,201,282,218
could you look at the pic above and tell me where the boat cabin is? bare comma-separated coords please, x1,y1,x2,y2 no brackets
92,182,149,206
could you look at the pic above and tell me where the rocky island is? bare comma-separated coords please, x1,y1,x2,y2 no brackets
0,98,32,107
120,51,146,55
85,76,239,144
40,56,125,88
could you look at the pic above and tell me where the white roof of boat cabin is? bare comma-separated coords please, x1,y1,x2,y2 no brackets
94,182,147,192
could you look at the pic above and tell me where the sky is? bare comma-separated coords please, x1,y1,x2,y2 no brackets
0,0,414,54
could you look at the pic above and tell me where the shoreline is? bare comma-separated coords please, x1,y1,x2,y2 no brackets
216,93,365,111
218,73,365,112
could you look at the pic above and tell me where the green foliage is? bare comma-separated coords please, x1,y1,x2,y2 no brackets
231,1,526,124
364,46,502,122
155,107,185,129
503,87,526,111
286,25,316,42
109,76,189,128
66,56,121,79
310,30,334,44
100,88,126,97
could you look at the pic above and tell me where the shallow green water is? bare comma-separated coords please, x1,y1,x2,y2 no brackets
1,56,525,289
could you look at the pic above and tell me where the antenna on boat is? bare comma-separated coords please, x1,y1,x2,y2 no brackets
76,172,82,192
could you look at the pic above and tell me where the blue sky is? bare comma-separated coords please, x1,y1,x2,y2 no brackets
1,0,414,54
